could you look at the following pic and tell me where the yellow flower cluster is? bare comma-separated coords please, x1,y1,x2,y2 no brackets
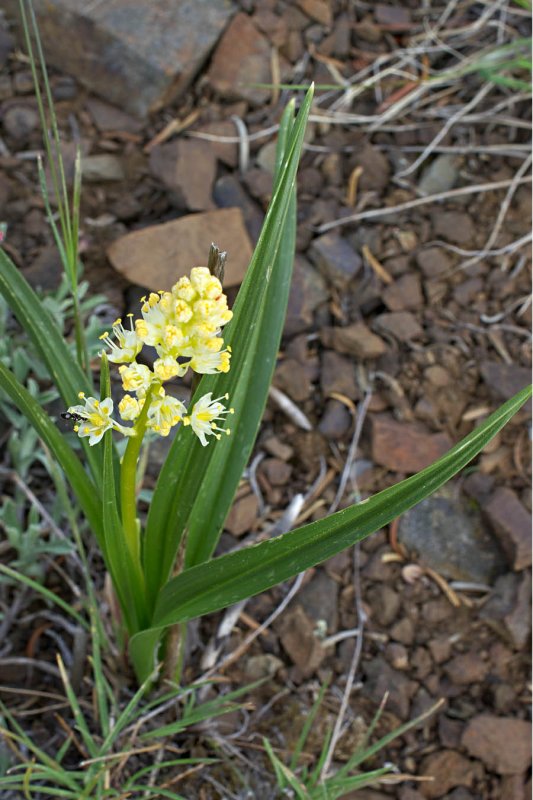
67,267,234,447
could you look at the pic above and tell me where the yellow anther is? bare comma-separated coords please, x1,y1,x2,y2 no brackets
113,318,122,326
78,392,85,399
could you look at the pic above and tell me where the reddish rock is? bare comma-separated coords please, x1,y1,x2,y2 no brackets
484,487,532,570
193,120,239,168
350,143,390,192
445,653,490,685
277,605,325,676
375,4,412,31
371,415,452,473
296,0,332,26
374,311,423,342
321,322,387,360
431,211,476,246
207,13,289,105
261,458,292,487
107,208,252,290
461,715,532,775
273,359,313,402
149,140,216,211
382,273,423,311
415,246,453,278
321,350,359,399
420,750,480,798
225,492,258,538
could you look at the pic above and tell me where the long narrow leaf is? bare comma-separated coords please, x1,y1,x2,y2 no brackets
129,385,531,681
0,247,103,485
0,360,103,543
142,88,313,607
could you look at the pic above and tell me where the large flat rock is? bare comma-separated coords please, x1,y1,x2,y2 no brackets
4,0,235,117
107,208,253,290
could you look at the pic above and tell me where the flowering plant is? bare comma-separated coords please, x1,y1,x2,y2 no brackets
0,84,530,685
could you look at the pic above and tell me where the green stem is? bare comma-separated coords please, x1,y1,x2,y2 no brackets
120,383,157,567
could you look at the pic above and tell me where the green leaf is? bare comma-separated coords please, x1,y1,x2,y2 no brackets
0,360,103,544
129,385,531,681
142,88,313,608
0,246,103,486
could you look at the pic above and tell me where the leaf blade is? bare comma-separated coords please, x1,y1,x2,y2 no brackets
146,386,530,629
142,89,313,606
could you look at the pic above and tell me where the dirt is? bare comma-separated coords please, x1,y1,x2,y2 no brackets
0,1,531,799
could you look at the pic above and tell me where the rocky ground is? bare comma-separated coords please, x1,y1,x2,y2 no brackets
0,1,531,798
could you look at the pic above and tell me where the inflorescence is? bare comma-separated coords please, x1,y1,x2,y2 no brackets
67,267,234,447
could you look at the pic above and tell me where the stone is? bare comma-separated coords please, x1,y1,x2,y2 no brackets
418,155,460,195
273,359,312,402
298,569,339,632
85,98,142,133
480,572,532,650
373,311,423,342
4,0,235,118
321,322,387,360
309,232,362,288
484,487,532,570
350,144,390,192
390,617,415,646
420,750,479,798
431,211,476,246
429,636,452,664
386,642,409,670
382,273,423,311
261,458,292,487
320,351,359,400
367,585,401,626
453,277,483,307
285,256,327,336
243,654,283,681
461,715,532,775
415,246,453,278
277,604,326,676
362,656,416,719
479,361,531,410
371,416,452,474
256,140,278,174
194,120,239,168
107,208,251,290
225,492,259,537
207,13,288,106
445,653,489,685
318,399,351,439
263,436,293,461
296,0,332,27
2,103,39,140
397,486,507,583
81,154,125,182
375,4,412,31
149,140,216,211
213,174,263,242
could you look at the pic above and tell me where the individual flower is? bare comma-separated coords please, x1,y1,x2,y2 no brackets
147,392,187,437
119,362,153,395
182,392,234,447
99,315,143,364
153,354,189,382
118,394,143,421
67,393,133,445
